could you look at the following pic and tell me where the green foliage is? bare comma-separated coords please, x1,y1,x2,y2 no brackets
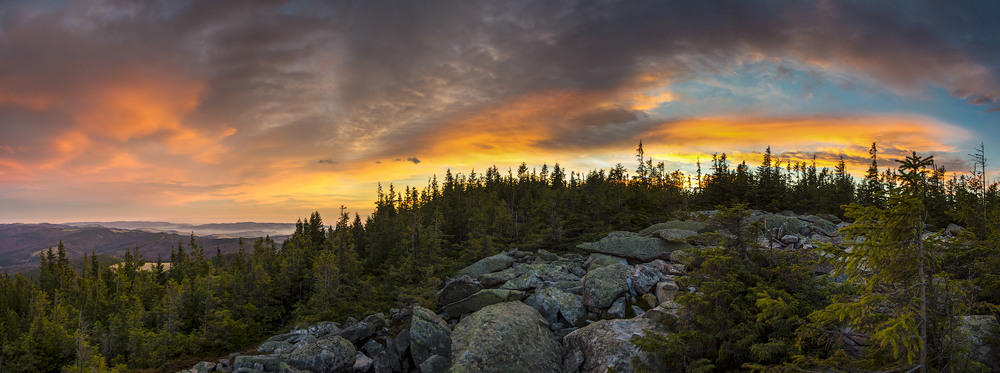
634,204,836,372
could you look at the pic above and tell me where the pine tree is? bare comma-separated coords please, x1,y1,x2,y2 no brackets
796,152,978,371
856,142,884,207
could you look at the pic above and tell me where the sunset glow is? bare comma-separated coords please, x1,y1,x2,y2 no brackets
1,1,999,223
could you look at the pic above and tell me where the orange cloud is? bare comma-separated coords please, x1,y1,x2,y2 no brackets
72,71,235,163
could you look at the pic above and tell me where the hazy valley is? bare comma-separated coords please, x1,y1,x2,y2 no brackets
0,222,293,272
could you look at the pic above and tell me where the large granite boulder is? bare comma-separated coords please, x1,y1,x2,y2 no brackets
563,318,670,373
478,268,518,288
457,253,516,277
651,228,698,244
960,315,999,371
287,335,357,373
438,276,482,306
258,340,294,354
631,264,664,294
441,289,525,319
524,287,587,327
233,355,284,372
500,263,581,291
582,263,631,309
339,313,385,344
638,220,715,236
409,306,452,366
583,253,628,271
451,301,562,373
419,354,450,373
810,218,839,236
762,213,807,236
655,280,679,304
578,232,681,261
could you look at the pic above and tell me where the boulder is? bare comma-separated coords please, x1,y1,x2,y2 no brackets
685,232,729,247
638,221,715,236
441,289,525,319
457,253,516,277
478,268,517,288
353,353,373,372
258,340,294,355
607,297,626,319
641,301,683,324
631,264,664,294
524,287,587,327
339,314,385,344
308,321,339,338
641,293,659,308
815,213,842,224
651,228,698,243
409,306,452,366
438,276,483,306
192,361,216,373
780,235,799,245
947,223,965,237
669,250,694,266
960,315,998,371
216,359,231,372
451,301,562,373
287,336,357,373
370,345,396,373
562,318,669,373
655,280,679,303
762,214,806,237
419,354,450,373
499,271,543,291
578,232,683,261
536,249,560,261
500,263,581,291
233,355,284,372
647,259,685,276
583,253,628,271
582,263,631,309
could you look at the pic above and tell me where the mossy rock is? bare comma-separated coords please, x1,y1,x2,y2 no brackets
638,221,715,236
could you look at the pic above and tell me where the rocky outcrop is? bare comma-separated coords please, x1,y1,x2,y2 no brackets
638,220,714,236
524,287,586,327
960,315,999,371
583,253,628,271
563,318,669,373
286,336,357,373
450,301,563,373
457,253,516,277
650,228,697,243
441,289,525,318
409,306,451,367
190,211,858,373
577,231,680,261
437,275,482,306
582,263,631,309
184,207,979,373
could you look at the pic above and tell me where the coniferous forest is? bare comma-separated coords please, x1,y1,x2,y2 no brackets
2,142,999,372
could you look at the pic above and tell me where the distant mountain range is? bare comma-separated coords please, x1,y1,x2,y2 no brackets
64,221,296,239
0,222,295,273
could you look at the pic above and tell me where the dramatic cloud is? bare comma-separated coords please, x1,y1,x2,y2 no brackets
0,0,997,222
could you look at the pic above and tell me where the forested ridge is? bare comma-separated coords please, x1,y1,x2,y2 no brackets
1,142,999,372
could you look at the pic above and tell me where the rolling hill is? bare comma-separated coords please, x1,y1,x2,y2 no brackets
0,222,292,272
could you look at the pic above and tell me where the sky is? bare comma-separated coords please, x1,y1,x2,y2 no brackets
1,0,999,224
